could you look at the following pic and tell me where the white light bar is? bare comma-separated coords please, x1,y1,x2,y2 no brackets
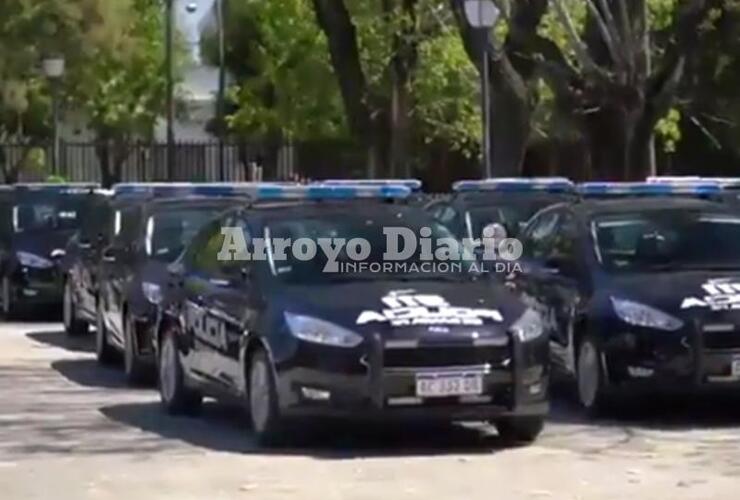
453,177,575,193
578,181,721,197
319,179,422,191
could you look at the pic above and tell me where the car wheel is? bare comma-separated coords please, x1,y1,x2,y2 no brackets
95,299,116,365
248,350,284,445
158,328,202,415
123,312,149,385
576,335,609,415
63,279,89,336
495,416,544,444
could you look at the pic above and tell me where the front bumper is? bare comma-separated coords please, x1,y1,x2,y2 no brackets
603,319,740,391
9,266,62,305
274,333,549,421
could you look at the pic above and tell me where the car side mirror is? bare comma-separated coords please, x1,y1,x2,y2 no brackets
482,222,507,241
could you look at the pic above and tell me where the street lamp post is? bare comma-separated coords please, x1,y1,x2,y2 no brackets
463,0,499,179
42,57,65,177
165,0,175,181
216,0,227,181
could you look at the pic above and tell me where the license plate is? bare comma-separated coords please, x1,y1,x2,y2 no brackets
415,373,483,398
732,359,740,377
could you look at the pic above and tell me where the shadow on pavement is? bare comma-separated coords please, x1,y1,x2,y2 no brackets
100,400,510,458
51,358,129,390
27,330,95,354
549,387,740,430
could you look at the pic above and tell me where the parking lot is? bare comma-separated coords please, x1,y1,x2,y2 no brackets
0,322,738,499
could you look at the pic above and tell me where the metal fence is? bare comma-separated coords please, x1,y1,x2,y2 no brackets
0,140,269,184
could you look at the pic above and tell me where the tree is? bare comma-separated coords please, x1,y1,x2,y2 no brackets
450,0,716,179
67,0,170,186
0,0,172,186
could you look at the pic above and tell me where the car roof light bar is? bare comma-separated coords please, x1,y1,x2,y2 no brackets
255,184,411,200
453,177,575,193
319,179,423,191
578,181,721,197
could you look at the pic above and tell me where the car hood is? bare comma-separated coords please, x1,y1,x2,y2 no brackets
11,230,74,260
608,270,740,320
273,278,527,342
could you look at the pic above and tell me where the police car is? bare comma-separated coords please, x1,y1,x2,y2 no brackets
93,183,261,384
0,183,101,317
155,184,549,444
425,178,577,241
509,181,740,414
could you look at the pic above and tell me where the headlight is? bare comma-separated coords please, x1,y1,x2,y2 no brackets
17,251,53,269
284,312,363,348
141,282,163,305
611,297,683,331
511,308,544,342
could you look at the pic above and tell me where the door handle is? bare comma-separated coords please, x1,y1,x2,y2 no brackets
79,241,92,250
102,254,116,263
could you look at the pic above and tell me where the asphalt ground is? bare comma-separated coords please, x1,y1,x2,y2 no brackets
1,321,740,499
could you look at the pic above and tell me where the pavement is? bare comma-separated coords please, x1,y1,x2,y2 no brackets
1,321,740,499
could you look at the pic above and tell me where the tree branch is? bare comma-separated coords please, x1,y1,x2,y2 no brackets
551,0,611,79
585,0,622,68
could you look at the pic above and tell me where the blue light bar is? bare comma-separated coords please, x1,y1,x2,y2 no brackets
453,177,575,193
698,177,740,188
112,182,286,198
14,183,100,194
256,184,411,200
578,182,721,197
319,179,422,191
646,176,703,183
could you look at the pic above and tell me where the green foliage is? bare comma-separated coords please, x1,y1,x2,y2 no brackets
67,0,169,139
413,28,479,156
655,108,682,153
218,0,346,140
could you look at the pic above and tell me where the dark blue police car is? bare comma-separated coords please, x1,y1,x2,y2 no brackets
0,183,101,317
91,183,264,383
510,181,740,414
155,183,550,445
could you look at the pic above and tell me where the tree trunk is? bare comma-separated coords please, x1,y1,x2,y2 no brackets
96,139,114,188
489,55,531,177
311,0,388,177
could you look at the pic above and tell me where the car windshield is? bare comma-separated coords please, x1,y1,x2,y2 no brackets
593,210,740,272
148,208,222,263
266,210,476,284
13,194,88,233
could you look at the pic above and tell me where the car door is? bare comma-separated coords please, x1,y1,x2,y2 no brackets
204,213,262,393
100,204,142,346
539,211,588,375
515,209,586,375
179,219,232,386
78,196,111,318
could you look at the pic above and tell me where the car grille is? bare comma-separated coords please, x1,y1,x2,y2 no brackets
703,328,740,350
383,344,511,368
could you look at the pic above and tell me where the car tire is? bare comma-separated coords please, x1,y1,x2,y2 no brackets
158,328,202,415
248,350,284,445
63,278,89,336
495,416,544,444
1,276,17,320
123,312,149,385
576,335,610,416
95,299,117,365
